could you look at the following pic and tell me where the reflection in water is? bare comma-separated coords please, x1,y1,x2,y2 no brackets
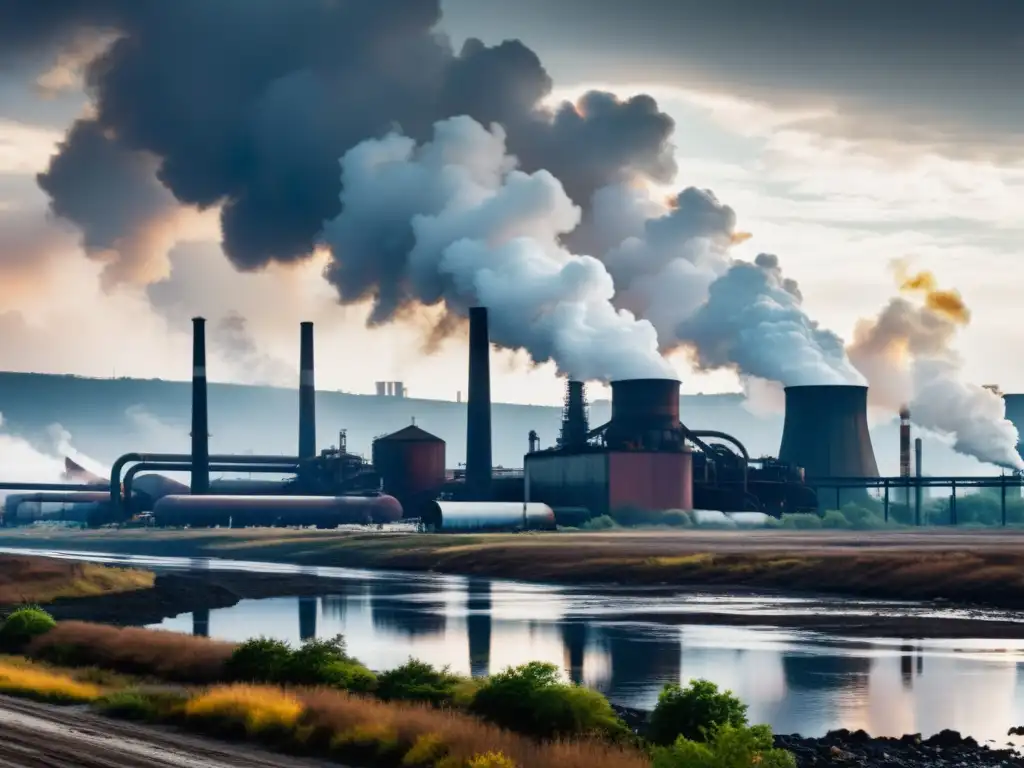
299,596,318,641
192,607,209,637
561,621,586,684
466,579,492,677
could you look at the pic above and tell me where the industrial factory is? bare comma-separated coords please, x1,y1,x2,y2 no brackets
2,304,1022,531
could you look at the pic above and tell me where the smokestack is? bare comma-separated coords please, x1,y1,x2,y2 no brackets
778,385,878,507
558,380,589,451
914,436,923,525
899,405,911,479
466,306,492,499
190,317,209,495
299,321,316,460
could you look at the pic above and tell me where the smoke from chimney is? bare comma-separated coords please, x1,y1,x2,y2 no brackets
320,117,672,382
190,316,209,494
849,264,1021,469
299,321,316,460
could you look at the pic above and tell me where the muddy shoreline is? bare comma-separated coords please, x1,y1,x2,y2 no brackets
6,565,1023,639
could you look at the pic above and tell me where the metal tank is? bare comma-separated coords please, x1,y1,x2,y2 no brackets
1002,394,1024,460
152,494,403,529
605,378,685,451
421,501,556,532
372,425,446,513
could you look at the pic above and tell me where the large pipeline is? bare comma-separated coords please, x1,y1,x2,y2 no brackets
191,317,210,494
299,321,316,460
688,429,750,494
123,462,299,501
109,453,301,515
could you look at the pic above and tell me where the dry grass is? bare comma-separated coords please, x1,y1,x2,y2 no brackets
27,621,235,682
185,685,303,735
0,660,102,703
300,688,651,768
0,555,154,605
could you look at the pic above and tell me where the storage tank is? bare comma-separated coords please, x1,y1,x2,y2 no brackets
153,494,403,529
422,501,556,532
372,425,446,513
605,378,685,451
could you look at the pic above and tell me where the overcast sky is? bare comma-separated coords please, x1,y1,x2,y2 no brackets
0,0,1021,406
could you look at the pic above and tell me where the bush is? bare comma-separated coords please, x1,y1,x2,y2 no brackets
378,659,465,707
471,661,628,741
648,679,748,746
184,684,303,737
652,723,796,768
93,689,187,722
820,510,850,529
0,606,56,651
0,660,101,703
662,510,692,528
285,635,377,693
779,513,822,530
582,515,617,531
468,752,517,768
840,503,886,530
225,637,293,683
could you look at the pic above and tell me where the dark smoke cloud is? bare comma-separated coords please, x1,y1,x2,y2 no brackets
6,0,676,296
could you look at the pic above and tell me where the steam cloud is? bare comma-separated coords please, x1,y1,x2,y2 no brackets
849,266,1022,469
0,415,96,489
321,117,671,381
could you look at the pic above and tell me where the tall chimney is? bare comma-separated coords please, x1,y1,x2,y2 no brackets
190,317,209,494
914,437,923,524
558,380,589,451
899,405,911,478
299,321,316,460
465,307,492,499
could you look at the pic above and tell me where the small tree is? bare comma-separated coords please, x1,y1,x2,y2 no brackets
648,679,748,745
0,606,57,651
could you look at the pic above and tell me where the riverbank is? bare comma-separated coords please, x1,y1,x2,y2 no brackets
4,527,1024,606
0,554,153,605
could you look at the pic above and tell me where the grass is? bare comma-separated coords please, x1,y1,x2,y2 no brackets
0,555,154,605
184,684,304,736
27,621,235,682
0,659,102,703
5,526,1024,606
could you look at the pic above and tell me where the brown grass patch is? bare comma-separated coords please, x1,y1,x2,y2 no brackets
27,621,234,682
0,660,102,703
0,555,153,605
301,688,650,768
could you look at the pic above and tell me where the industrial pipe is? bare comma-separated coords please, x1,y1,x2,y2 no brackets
3,492,111,526
688,429,750,494
299,321,316,460
191,317,210,495
123,462,300,501
109,453,302,515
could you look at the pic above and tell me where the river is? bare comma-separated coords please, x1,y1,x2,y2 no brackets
11,548,1024,742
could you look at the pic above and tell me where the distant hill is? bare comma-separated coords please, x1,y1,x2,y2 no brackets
0,371,997,478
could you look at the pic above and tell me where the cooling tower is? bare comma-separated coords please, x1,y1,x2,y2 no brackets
778,385,879,480
299,321,316,460
605,378,684,452
465,307,493,499
190,317,210,494
1002,394,1024,460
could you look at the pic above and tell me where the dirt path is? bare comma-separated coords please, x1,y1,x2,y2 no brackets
0,695,335,768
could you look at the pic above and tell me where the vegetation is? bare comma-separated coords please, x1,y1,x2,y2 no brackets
0,607,794,767
0,555,153,605
0,606,57,651
0,659,101,703
648,680,748,746
470,661,630,742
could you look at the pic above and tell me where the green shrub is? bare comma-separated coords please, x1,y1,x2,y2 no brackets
470,661,628,741
662,509,692,527
285,635,375,692
840,503,886,530
582,515,617,531
779,513,822,529
377,659,464,707
224,637,293,683
648,679,748,746
820,510,850,529
93,689,187,722
0,607,57,651
652,723,796,768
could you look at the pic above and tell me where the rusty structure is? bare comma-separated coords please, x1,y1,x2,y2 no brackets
372,425,446,516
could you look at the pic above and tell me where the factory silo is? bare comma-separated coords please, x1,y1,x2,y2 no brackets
372,425,446,516
1002,394,1024,461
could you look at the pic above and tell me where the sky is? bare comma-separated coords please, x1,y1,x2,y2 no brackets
0,0,1021,407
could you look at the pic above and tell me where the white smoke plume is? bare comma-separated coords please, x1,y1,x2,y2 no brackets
849,268,1022,469
595,186,863,387
0,414,97,489
321,116,672,382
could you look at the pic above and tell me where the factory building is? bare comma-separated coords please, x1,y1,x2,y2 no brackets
525,378,695,517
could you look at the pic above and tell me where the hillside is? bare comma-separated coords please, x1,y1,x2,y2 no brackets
0,371,994,478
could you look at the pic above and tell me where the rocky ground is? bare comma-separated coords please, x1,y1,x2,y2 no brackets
775,729,1023,767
